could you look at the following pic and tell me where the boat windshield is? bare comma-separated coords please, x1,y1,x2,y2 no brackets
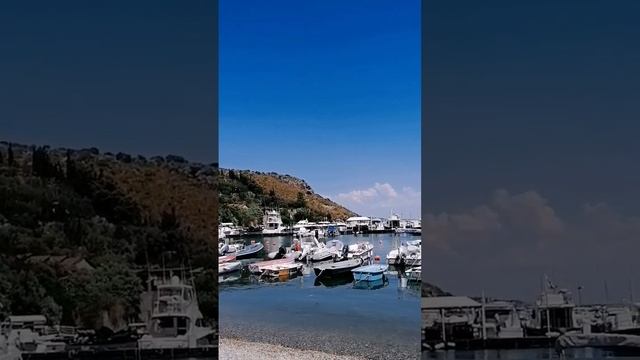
149,316,190,337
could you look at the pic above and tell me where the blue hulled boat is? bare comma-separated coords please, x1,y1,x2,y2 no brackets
351,264,388,282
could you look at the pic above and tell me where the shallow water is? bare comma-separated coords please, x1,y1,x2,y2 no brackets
219,233,421,358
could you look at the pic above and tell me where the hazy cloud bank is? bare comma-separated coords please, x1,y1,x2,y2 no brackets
424,189,640,303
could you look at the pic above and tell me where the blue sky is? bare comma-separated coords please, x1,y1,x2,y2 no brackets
0,0,217,164
219,0,421,218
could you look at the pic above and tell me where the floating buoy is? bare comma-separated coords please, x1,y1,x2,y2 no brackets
374,255,381,262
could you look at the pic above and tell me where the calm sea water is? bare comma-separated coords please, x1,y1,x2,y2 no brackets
219,233,421,350
422,348,635,360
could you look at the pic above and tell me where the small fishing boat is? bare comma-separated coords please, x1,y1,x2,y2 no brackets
235,242,264,259
248,253,296,274
346,241,374,260
261,263,303,279
313,258,363,278
218,254,236,264
311,239,345,262
351,264,388,282
218,261,242,275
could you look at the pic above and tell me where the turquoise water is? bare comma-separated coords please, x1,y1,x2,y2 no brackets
219,233,421,353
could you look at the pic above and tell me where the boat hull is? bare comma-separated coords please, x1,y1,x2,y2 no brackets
248,255,295,274
351,264,388,282
235,243,264,259
313,259,362,278
353,277,388,290
21,346,218,359
218,261,242,274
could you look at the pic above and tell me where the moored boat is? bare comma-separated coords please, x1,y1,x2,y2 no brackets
218,261,242,275
556,332,640,356
386,242,421,267
351,264,388,282
405,266,421,281
218,254,236,264
310,239,345,262
235,243,264,260
248,254,296,274
353,276,388,290
260,263,303,279
346,241,374,260
138,274,216,351
313,258,363,278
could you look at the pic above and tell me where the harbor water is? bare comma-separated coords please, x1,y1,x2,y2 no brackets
219,233,421,359
423,348,638,360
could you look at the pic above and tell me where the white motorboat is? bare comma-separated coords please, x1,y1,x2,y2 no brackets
293,235,325,261
387,241,421,267
218,240,244,255
310,239,345,262
138,273,216,350
293,220,325,239
219,261,243,275
262,209,288,235
219,222,242,239
346,241,374,260
0,315,70,359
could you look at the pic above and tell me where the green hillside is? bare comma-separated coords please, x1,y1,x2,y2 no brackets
0,141,217,329
218,168,356,227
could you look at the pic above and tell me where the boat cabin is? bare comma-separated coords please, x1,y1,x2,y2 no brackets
0,315,47,336
532,288,575,332
422,296,481,343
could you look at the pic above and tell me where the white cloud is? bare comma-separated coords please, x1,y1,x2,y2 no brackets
424,189,640,303
336,182,420,217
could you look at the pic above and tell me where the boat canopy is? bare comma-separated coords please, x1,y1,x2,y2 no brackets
6,315,47,324
346,216,370,222
422,296,481,310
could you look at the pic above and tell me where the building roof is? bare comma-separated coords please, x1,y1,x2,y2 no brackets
422,296,481,309
7,315,47,324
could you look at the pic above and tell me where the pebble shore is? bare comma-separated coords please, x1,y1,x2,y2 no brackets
220,338,366,360
220,323,419,360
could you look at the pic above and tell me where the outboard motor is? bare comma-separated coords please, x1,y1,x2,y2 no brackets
274,246,286,259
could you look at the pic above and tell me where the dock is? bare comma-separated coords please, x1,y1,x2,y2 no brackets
21,345,218,360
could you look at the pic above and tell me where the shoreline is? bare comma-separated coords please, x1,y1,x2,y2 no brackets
220,337,366,360
220,322,420,360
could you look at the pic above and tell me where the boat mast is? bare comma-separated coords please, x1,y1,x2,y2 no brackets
481,290,487,340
